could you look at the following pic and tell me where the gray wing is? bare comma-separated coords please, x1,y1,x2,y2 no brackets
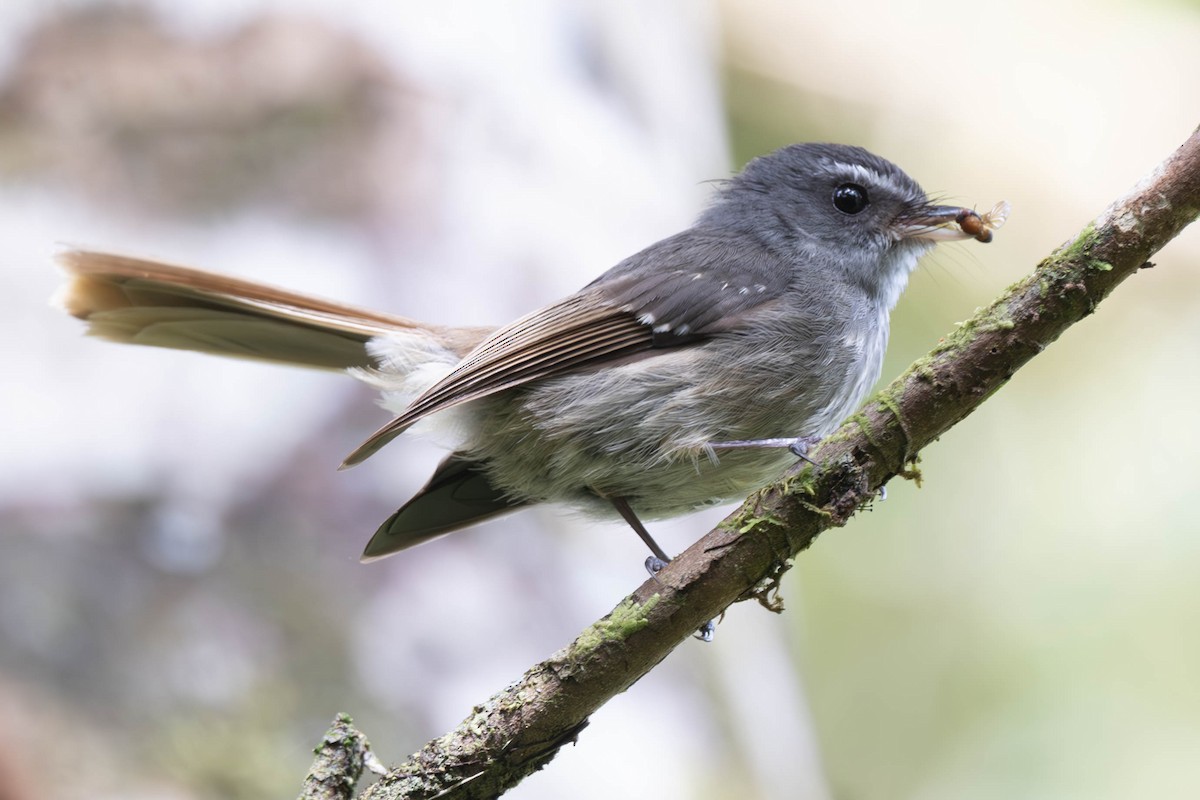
342,229,790,466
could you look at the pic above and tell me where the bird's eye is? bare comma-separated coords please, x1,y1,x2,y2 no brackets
832,183,870,215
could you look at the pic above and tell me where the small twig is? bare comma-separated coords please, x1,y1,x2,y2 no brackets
299,714,382,800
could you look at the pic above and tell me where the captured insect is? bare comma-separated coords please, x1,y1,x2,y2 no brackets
956,200,1011,243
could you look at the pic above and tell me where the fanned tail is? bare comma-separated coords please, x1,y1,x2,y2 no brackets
54,250,482,370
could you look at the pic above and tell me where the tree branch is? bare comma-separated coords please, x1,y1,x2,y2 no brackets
299,714,383,800
317,127,1200,800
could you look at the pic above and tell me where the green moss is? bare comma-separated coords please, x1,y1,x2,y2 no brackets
781,469,819,498
899,455,924,488
738,512,784,533
1089,259,1114,272
1058,223,1099,261
795,500,834,519
849,412,884,452
1025,223,1102,291
954,296,1019,341
910,356,940,384
876,393,904,426
572,595,661,654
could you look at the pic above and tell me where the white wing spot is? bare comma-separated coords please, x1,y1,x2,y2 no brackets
639,312,656,325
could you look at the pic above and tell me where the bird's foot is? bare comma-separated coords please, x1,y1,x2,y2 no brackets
644,557,715,642
708,435,822,465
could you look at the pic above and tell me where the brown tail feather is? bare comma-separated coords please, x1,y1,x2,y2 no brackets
54,250,485,370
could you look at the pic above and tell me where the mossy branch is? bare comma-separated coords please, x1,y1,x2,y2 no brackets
313,127,1200,800
299,714,382,800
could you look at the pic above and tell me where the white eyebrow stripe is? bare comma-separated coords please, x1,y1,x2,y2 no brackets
832,161,913,198
833,162,884,186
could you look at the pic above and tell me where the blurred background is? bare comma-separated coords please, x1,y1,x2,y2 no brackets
2,1,1199,798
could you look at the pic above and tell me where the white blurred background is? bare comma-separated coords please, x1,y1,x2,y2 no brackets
1,1,1199,798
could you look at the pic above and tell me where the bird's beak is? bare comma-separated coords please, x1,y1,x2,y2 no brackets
898,201,1010,243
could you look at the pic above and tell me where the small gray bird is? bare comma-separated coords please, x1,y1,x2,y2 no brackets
56,143,1000,562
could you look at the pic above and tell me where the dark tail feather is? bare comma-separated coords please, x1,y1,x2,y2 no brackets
360,454,527,561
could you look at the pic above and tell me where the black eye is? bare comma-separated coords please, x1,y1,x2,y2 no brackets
832,183,869,215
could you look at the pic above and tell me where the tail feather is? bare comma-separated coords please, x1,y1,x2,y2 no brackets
360,453,526,561
55,250,483,370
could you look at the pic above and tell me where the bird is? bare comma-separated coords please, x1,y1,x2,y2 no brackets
55,143,998,563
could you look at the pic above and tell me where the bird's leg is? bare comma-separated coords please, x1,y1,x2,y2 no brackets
606,495,715,642
707,435,822,465
608,495,671,568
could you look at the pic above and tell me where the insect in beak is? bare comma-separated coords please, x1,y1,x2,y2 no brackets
900,200,1011,243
